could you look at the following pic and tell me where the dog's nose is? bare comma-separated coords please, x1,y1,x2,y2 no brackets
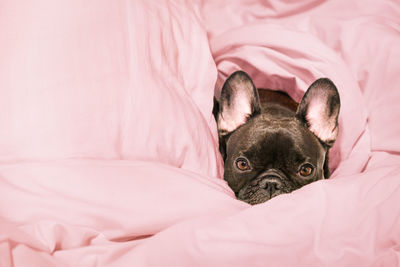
260,178,282,195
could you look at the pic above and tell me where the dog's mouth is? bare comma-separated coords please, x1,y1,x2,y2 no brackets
237,186,284,205
236,176,292,205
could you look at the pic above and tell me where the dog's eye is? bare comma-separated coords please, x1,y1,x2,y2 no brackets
299,164,314,177
235,158,250,171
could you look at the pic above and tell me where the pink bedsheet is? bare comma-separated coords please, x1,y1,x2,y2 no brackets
1,0,399,266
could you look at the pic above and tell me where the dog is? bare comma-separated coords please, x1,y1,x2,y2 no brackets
213,71,340,205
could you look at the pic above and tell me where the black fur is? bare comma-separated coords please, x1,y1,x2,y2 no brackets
214,71,340,205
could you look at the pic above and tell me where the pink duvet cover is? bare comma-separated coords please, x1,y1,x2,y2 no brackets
1,0,400,266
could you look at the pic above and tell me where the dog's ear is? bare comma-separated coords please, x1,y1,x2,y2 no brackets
216,71,261,137
296,78,340,146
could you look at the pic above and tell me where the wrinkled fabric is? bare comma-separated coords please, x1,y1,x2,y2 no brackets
1,0,400,266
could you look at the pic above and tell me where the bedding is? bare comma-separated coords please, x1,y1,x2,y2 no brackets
1,0,399,266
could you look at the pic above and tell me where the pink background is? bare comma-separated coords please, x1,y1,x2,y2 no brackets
1,0,399,266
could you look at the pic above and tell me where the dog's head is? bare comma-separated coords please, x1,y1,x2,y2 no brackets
214,71,340,205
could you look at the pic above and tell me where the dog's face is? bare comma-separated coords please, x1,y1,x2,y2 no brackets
214,71,340,205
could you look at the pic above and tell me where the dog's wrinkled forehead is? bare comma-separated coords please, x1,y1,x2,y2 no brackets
226,115,323,162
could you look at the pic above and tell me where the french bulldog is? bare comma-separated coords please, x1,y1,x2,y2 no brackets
213,71,340,205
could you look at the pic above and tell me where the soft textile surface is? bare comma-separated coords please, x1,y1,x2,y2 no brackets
1,0,399,266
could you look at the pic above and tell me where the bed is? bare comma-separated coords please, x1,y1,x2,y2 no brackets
1,0,399,266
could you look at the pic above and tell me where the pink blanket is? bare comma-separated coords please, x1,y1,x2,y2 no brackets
1,0,400,266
